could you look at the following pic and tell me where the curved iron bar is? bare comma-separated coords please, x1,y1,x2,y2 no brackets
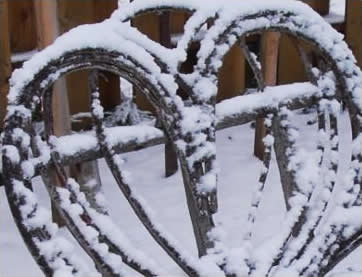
88,69,201,277
196,8,362,275
2,3,362,277
3,48,179,276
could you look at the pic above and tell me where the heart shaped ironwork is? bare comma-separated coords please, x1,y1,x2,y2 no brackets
2,1,362,276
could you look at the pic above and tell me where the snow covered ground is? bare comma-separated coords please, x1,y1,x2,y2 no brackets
1,110,361,277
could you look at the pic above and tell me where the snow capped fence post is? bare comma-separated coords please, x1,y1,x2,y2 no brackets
2,1,362,276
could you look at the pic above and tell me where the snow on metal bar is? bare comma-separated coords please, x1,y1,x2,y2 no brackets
216,82,319,129
53,125,163,162
43,82,319,170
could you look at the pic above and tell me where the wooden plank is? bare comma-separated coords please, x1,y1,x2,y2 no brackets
217,46,245,101
254,32,280,159
132,14,160,42
34,0,59,47
0,0,11,125
302,0,330,16
132,12,160,111
345,0,362,69
93,0,118,22
278,35,308,85
57,0,94,31
8,0,37,53
170,11,187,34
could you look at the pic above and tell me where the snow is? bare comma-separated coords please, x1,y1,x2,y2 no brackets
216,82,319,121
1,0,361,276
324,0,345,25
8,21,168,105
11,50,38,64
53,125,163,159
323,13,344,25
330,0,346,16
2,111,361,277
2,145,20,164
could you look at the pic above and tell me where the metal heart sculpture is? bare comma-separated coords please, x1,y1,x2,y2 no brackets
2,0,362,276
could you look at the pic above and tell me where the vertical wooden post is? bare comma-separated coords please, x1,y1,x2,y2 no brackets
93,0,118,22
57,0,119,116
57,0,117,214
34,0,71,225
217,46,245,102
57,0,95,116
132,12,160,111
93,0,120,113
0,0,11,125
34,0,71,135
345,0,362,69
160,13,171,48
170,11,187,35
278,36,309,85
254,32,280,159
8,0,37,54
159,12,179,177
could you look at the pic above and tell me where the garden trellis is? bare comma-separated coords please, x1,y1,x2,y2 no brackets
1,0,362,276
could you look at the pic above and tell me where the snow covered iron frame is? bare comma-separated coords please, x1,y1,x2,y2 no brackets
1,0,362,276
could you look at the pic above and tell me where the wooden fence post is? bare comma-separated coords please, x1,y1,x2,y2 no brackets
345,0,362,69
254,32,280,159
56,0,118,214
159,12,179,177
34,0,71,135
0,0,11,125
34,0,71,225
8,0,37,54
